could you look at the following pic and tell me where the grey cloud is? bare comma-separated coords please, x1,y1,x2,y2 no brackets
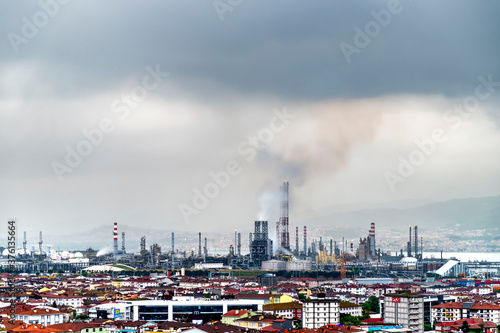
1,1,499,100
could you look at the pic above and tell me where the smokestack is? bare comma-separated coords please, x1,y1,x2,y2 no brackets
408,225,412,257
295,227,299,255
198,232,202,257
113,222,118,258
421,236,423,258
171,232,175,254
369,222,376,257
249,232,253,254
23,231,27,254
234,229,237,253
39,231,43,254
204,237,208,258
303,226,307,256
414,226,418,259
237,233,241,257
279,181,290,249
122,232,126,253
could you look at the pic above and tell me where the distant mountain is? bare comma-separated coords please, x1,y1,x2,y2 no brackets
297,195,500,232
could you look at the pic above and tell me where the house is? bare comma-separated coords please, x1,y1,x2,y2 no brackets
183,323,245,333
233,313,277,330
262,301,303,319
339,301,363,317
15,306,65,326
221,310,255,325
435,318,497,333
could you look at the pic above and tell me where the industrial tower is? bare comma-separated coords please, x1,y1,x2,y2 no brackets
277,181,290,250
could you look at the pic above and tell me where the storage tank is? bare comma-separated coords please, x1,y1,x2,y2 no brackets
261,260,286,271
286,260,312,271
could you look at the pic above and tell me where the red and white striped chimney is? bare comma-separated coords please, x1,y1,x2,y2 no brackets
113,222,118,256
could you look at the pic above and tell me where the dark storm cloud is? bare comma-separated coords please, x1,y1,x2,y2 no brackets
1,0,499,100
1,0,500,240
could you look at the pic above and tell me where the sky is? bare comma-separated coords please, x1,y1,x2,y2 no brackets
1,0,500,238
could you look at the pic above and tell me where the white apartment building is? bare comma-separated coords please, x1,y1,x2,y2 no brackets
303,298,339,329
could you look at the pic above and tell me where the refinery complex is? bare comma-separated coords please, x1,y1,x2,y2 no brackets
2,181,499,278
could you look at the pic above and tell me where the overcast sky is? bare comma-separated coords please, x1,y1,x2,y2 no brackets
1,0,500,238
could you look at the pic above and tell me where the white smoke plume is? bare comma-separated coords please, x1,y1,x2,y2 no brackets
96,246,112,257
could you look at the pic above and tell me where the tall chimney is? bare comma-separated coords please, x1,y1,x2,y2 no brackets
369,222,376,257
414,226,418,259
295,227,298,255
113,222,118,258
198,232,202,257
39,231,43,254
408,225,412,257
420,236,423,260
237,233,241,257
122,232,126,253
303,226,307,256
234,229,237,253
279,181,290,249
171,232,175,254
249,232,253,254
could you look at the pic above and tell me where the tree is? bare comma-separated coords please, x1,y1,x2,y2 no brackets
368,296,380,313
362,296,380,314
74,314,89,321
340,313,362,326
460,320,470,333
424,324,433,331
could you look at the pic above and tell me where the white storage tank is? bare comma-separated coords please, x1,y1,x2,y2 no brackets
261,260,286,271
286,260,312,271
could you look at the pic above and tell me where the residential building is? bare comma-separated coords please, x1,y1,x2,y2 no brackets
339,301,362,317
303,298,340,329
384,290,424,333
14,306,65,326
262,301,303,319
221,310,256,325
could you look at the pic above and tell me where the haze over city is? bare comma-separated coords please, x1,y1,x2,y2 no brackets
1,0,500,240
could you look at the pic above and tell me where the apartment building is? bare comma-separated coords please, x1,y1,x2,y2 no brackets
303,298,339,329
384,290,424,333
432,301,500,325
